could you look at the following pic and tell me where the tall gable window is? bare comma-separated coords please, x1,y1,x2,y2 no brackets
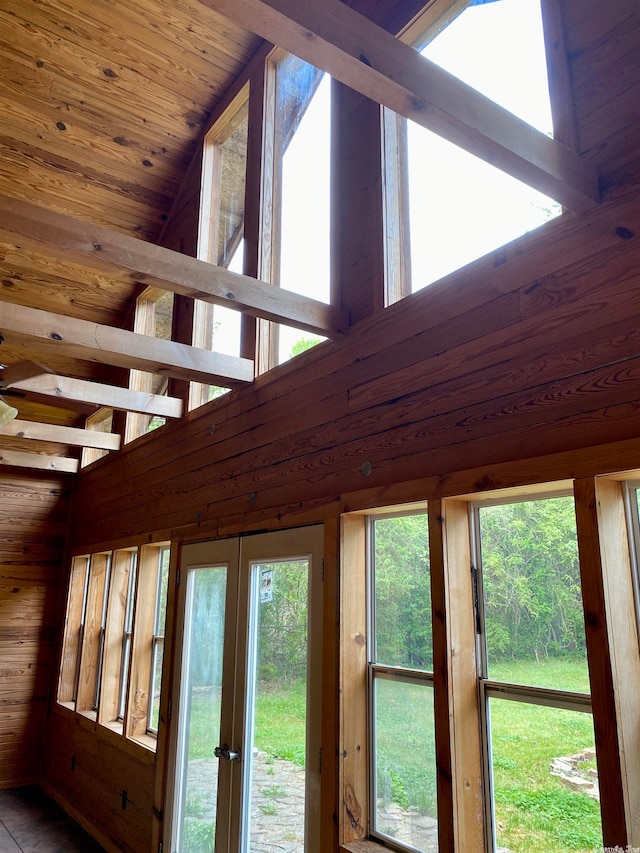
386,0,562,297
194,89,249,408
271,55,330,364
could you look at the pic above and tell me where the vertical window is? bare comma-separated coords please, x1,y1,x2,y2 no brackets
625,481,640,636
385,0,561,299
266,54,330,365
81,408,114,468
194,89,249,408
473,495,602,851
126,289,174,441
57,544,169,751
148,545,170,733
74,552,111,716
118,550,137,720
58,555,90,705
368,512,438,850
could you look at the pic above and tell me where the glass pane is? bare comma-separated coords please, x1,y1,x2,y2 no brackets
244,559,309,852
421,0,552,132
149,640,164,733
155,547,171,637
174,567,227,853
373,514,432,670
373,677,437,851
388,0,560,296
118,554,137,719
275,54,330,364
405,126,559,290
479,497,589,691
489,699,602,852
194,95,248,405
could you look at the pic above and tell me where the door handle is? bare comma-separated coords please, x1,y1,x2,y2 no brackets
214,743,242,762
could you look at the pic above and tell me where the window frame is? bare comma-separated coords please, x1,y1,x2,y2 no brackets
382,0,572,306
365,510,437,850
469,489,597,850
125,288,174,443
57,542,171,752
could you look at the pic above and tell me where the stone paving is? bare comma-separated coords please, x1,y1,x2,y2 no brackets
184,751,438,852
184,751,306,852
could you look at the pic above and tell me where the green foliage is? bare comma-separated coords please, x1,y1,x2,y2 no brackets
373,514,432,669
289,335,323,358
375,679,437,816
480,497,586,665
257,561,308,683
183,817,216,853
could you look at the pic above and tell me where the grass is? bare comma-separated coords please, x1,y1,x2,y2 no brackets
185,659,601,852
186,680,307,764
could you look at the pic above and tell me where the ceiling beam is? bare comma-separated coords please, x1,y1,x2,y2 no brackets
0,419,121,450
0,448,78,474
0,302,254,387
0,196,348,338
203,0,600,213
5,373,183,418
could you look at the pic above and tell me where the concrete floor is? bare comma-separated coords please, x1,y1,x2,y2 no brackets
0,786,106,853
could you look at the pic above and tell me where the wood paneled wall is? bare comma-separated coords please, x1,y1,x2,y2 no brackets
39,2,640,851
0,471,70,788
41,711,154,853
65,3,640,550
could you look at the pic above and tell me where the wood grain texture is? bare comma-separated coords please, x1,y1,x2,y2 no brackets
0,471,70,787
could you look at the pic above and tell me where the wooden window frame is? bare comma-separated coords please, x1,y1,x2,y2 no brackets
125,289,174,443
57,543,170,754
74,552,111,717
191,86,251,410
382,0,576,306
94,548,138,730
126,543,170,746
341,475,640,850
365,510,437,851
58,555,90,706
470,489,595,851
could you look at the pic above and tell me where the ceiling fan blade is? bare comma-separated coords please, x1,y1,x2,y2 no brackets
0,360,52,388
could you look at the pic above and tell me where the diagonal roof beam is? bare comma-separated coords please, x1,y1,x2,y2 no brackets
202,0,599,213
0,302,254,387
0,419,121,450
0,195,348,338
5,373,183,418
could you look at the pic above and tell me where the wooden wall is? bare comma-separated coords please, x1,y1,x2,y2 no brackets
0,471,70,788
39,1,640,851
41,711,154,853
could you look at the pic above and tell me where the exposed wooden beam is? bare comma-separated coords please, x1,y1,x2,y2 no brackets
0,448,78,474
0,419,121,450
203,0,600,213
0,360,51,387
0,196,348,338
0,302,254,387
6,374,183,418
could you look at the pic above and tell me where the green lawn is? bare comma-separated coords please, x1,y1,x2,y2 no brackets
186,659,601,852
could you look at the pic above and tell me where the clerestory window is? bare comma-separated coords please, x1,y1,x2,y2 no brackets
384,0,563,301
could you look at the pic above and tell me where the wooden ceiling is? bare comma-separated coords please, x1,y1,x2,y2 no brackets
0,0,598,472
0,0,262,458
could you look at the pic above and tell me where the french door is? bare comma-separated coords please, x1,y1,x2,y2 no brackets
166,526,323,853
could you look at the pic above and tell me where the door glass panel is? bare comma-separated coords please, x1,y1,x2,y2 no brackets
243,559,309,852
173,566,227,853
